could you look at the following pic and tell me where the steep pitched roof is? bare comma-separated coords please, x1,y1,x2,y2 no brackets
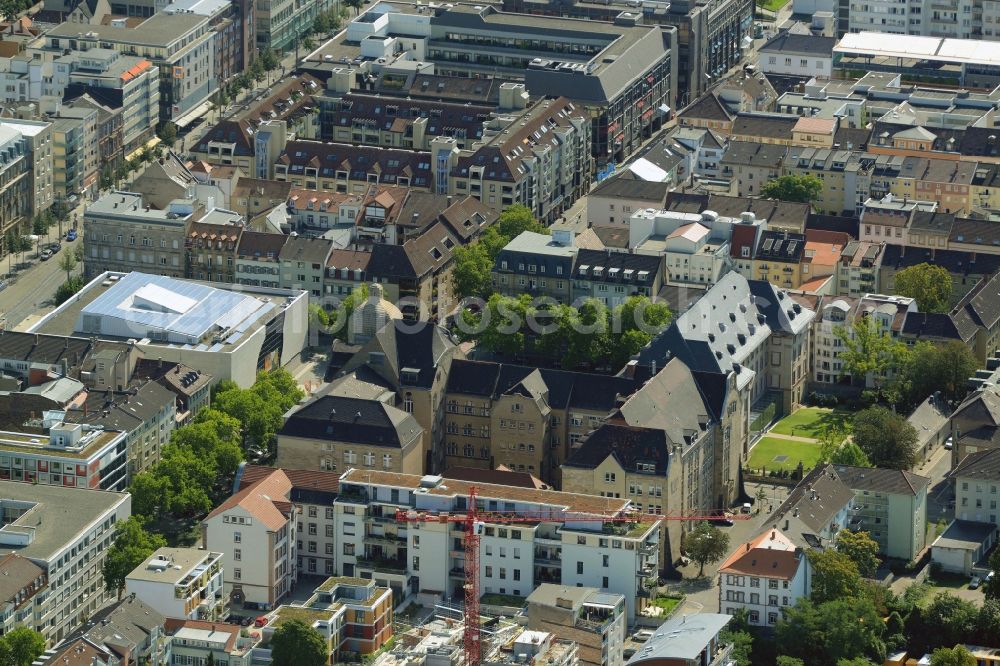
204,469,293,531
718,529,802,580
953,448,1000,482
278,395,421,448
832,465,930,496
564,423,670,475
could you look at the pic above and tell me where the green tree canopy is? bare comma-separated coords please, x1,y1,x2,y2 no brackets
157,122,178,147
922,593,978,649
102,517,166,598
685,521,730,576
496,204,547,238
775,597,885,666
760,174,823,203
978,599,1000,647
852,406,919,470
270,619,329,666
930,645,976,666
720,630,752,666
808,549,862,604
0,627,46,666
829,441,872,467
893,263,953,313
776,656,805,666
906,340,978,405
834,316,911,402
452,207,547,301
836,530,880,578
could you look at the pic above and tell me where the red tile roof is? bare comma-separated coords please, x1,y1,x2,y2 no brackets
205,469,293,531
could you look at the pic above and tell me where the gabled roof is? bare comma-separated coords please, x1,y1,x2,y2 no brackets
759,31,835,56
204,469,293,531
718,529,802,580
832,464,930,496
444,466,549,489
679,92,734,124
953,448,1000,482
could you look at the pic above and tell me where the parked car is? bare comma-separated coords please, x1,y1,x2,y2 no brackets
945,436,954,450
971,575,982,590
48,242,61,254
39,249,52,261
254,616,268,628
65,229,77,242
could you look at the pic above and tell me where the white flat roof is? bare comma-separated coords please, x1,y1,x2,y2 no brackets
835,31,1000,65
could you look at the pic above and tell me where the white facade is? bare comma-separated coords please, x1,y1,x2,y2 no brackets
126,548,225,621
720,560,809,627
334,471,660,623
759,51,833,78
202,503,297,610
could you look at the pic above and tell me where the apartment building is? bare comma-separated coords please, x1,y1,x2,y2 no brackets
334,469,661,622
758,31,834,78
526,584,626,666
84,193,194,278
275,395,425,476
626,614,733,666
572,250,663,307
186,218,244,283
202,470,298,610
773,465,855,550
235,465,341,579
236,231,286,289
493,230,578,303
837,240,884,298
718,529,808,627
832,464,930,561
953,449,1000,531
441,360,638,484
0,554,46,637
891,158,977,214
46,12,216,126
0,119,52,222
164,618,263,666
949,272,1000,364
191,75,322,173
0,123,36,238
62,594,167,666
263,577,394,658
163,0,250,87
719,141,786,197
254,0,332,51
747,230,806,290
0,481,131,643
126,547,225,621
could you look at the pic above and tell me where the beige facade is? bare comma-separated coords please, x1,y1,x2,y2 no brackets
276,431,424,476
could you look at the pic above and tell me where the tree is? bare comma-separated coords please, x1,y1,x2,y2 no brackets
885,610,907,652
776,598,885,666
206,653,216,666
837,660,876,666
129,471,171,519
754,485,768,512
685,521,730,576
720,630,752,666
834,316,910,397
100,165,114,191
777,658,805,666
835,530,880,578
344,0,364,15
830,441,872,467
31,215,45,236
54,276,84,305
808,549,862,604
922,593,978,648
270,619,329,666
0,627,46,666
157,122,178,147
987,548,1000,602
760,174,823,203
906,340,978,405
978,599,1000,646
0,0,20,21
894,263,953,313
452,243,494,300
497,204,546,238
930,646,976,666
852,406,919,470
58,250,77,283
102,517,166,598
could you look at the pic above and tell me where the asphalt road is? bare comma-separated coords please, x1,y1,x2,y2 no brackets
0,208,85,330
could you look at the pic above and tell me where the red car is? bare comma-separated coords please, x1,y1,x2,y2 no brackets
254,616,268,628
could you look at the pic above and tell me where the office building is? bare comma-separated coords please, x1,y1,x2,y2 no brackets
526,584,626,666
0,481,130,642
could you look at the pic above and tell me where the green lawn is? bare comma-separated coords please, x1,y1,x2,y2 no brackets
748,436,823,472
769,407,853,439
757,0,789,11
652,596,684,615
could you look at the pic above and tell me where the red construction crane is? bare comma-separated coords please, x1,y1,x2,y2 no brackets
395,487,749,666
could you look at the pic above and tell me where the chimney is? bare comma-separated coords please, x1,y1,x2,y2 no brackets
771,530,776,540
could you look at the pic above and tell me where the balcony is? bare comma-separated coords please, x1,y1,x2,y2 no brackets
355,556,407,575
534,550,561,565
